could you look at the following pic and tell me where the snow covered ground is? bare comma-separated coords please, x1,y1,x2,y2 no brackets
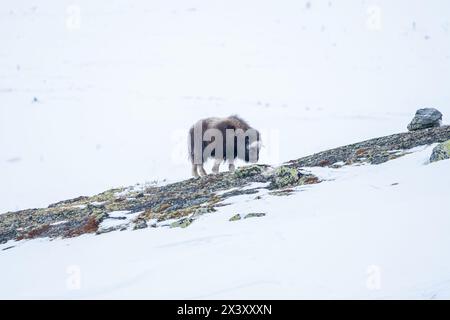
1,0,450,299
1,146,450,299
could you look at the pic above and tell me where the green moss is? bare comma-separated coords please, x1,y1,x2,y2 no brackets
103,202,128,212
271,166,300,189
430,140,450,163
444,140,450,152
153,203,171,213
170,218,193,228
93,211,107,222
162,208,194,221
234,165,263,178
192,206,216,218
229,214,241,222
91,188,125,203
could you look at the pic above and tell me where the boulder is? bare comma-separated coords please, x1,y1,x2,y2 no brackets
244,213,266,219
430,140,450,163
407,108,442,131
229,214,242,222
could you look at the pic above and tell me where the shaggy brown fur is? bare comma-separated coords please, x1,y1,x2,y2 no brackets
188,115,261,177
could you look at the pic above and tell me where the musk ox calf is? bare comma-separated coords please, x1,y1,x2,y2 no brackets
188,115,261,177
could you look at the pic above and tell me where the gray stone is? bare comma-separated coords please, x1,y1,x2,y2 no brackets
243,213,266,219
170,218,193,228
430,140,450,163
407,108,442,131
133,219,148,230
270,166,301,189
229,214,241,222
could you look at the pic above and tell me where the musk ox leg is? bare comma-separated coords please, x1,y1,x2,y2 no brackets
192,164,200,178
198,165,207,176
212,158,222,174
228,160,236,173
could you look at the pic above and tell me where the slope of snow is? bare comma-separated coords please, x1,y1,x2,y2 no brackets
1,0,450,213
1,146,450,299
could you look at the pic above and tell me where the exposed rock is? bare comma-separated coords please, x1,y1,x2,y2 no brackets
430,140,450,163
234,165,266,178
48,196,90,208
220,188,260,198
243,213,266,219
229,214,242,222
270,167,301,189
170,218,194,228
1,125,449,244
133,219,148,230
191,207,215,218
407,108,442,131
269,189,296,196
287,125,450,168
229,213,266,221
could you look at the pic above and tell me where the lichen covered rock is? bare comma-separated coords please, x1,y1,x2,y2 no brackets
243,213,266,219
270,166,301,189
234,165,264,178
229,214,242,222
2,125,449,244
170,218,194,228
133,218,148,230
430,140,450,163
229,213,266,221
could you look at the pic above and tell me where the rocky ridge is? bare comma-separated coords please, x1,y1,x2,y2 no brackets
1,125,449,245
